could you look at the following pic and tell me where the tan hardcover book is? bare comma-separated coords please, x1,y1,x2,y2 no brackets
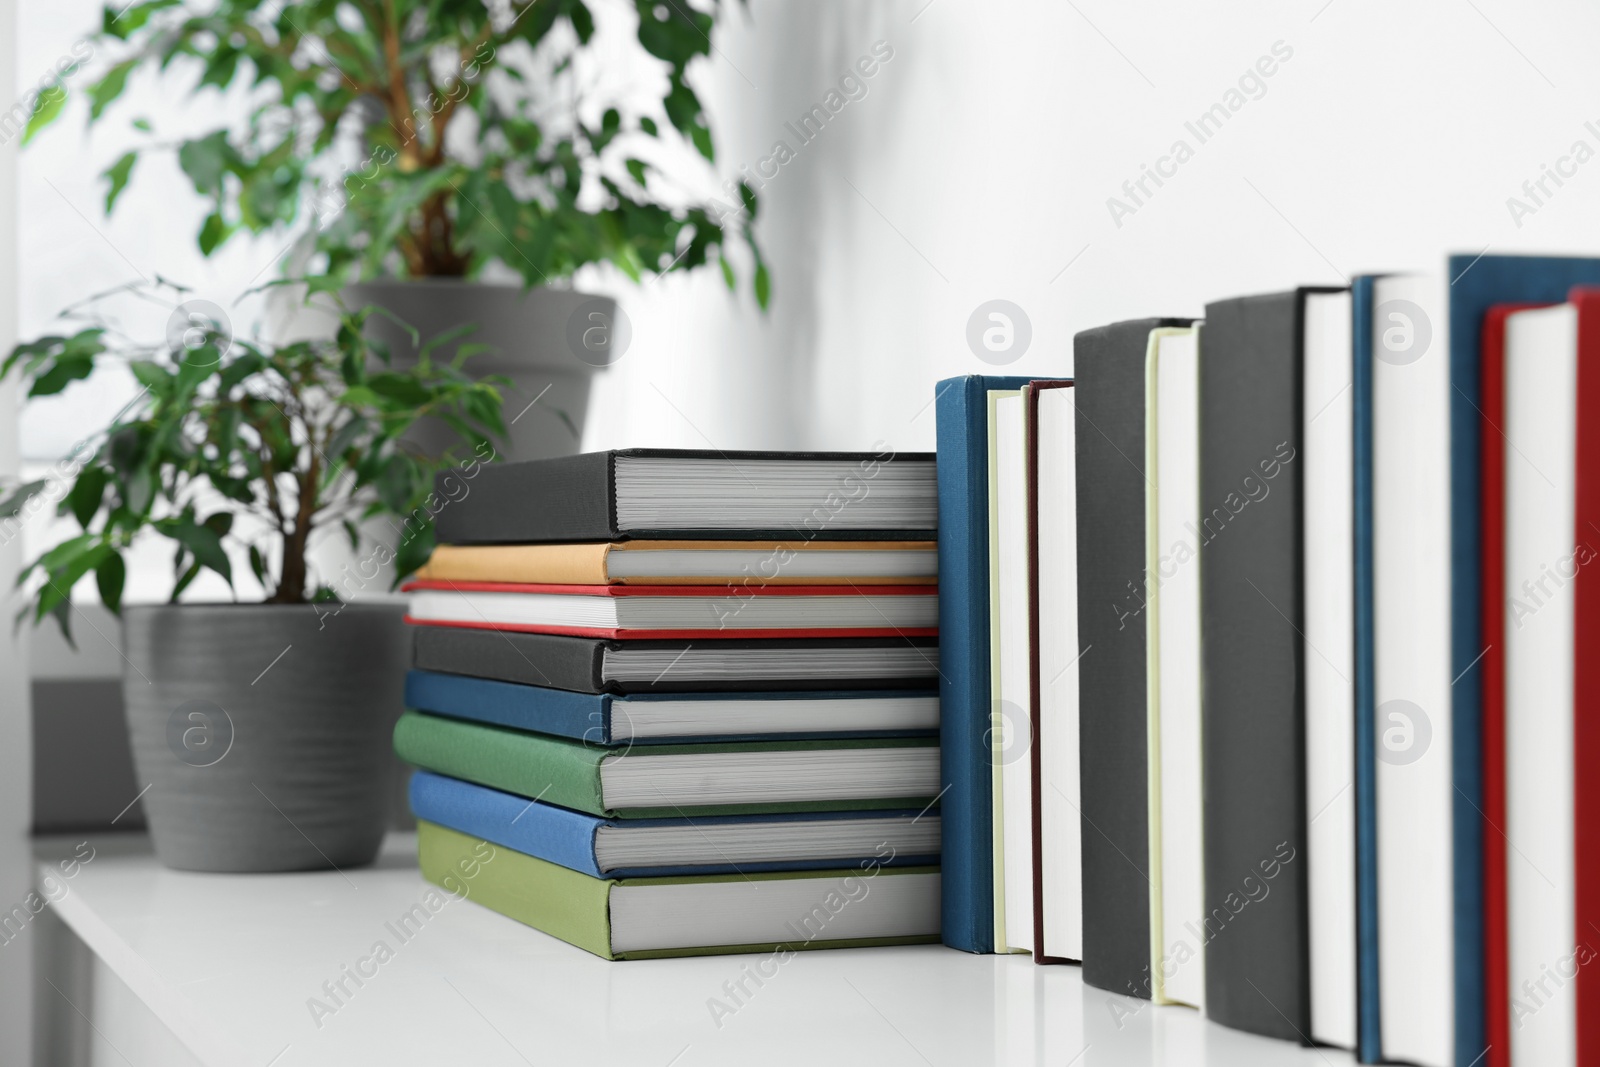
416,540,938,585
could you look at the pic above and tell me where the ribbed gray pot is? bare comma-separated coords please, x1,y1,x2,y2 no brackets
343,280,615,464
122,603,406,873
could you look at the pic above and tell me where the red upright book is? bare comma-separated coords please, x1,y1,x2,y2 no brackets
1571,288,1600,1065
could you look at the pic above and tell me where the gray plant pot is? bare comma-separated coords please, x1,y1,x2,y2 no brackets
121,603,406,873
343,280,618,464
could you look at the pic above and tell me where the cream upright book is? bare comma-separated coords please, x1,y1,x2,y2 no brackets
989,390,1034,955
1144,325,1205,1009
1029,380,1084,964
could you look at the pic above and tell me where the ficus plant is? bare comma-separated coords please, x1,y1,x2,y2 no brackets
0,281,507,641
25,0,768,304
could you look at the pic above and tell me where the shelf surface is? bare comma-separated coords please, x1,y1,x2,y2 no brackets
37,833,1357,1066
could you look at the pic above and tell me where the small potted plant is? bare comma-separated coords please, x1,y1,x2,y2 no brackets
0,283,505,873
24,0,767,461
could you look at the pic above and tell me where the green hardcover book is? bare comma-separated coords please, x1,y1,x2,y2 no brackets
394,711,940,818
421,821,941,960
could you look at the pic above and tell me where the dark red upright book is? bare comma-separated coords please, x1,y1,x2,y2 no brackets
1571,288,1600,1065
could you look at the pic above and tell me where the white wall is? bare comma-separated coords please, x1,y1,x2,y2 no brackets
581,0,1600,457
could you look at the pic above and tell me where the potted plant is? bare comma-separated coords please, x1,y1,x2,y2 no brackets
0,283,506,872
24,0,766,460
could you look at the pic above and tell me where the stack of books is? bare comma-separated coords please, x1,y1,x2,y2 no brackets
394,448,949,959
935,254,1600,1067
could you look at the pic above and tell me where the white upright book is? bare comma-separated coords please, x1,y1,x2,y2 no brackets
1303,289,1357,1048
1371,273,1454,1067
1035,384,1083,961
1502,302,1578,1067
1145,326,1205,1008
991,391,1033,953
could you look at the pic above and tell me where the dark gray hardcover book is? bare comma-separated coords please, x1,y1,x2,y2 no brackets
1073,316,1191,998
434,448,937,544
1197,291,1329,1041
410,626,941,695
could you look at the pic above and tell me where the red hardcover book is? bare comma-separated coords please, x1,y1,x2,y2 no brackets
1572,288,1600,1065
1480,301,1546,1067
400,579,939,640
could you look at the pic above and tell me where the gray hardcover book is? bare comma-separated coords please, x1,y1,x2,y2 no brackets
433,448,936,544
1073,316,1191,998
1197,291,1328,1041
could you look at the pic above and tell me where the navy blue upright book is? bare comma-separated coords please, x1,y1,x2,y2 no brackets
408,771,941,878
935,374,1047,954
1350,274,1381,1065
404,670,939,745
1442,253,1600,1067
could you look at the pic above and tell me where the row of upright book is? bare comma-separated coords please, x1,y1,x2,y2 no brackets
938,254,1600,1067
394,449,949,958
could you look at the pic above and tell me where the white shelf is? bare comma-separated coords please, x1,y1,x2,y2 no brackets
38,833,1357,1066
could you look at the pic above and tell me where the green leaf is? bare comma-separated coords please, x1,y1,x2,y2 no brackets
67,468,108,529
392,523,434,585
89,59,138,121
95,552,126,614
719,254,735,291
125,467,155,514
754,261,771,309
198,212,232,256
247,544,268,587
0,480,47,520
103,152,138,214
170,559,202,601
104,0,181,40
163,519,231,584
178,131,232,198
21,85,68,146
326,416,369,459
29,355,94,397
569,2,596,43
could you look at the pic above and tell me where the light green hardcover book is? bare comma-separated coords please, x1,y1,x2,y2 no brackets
422,821,941,960
394,712,939,818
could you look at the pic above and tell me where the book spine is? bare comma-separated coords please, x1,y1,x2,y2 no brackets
936,375,995,954
434,450,617,544
1198,293,1311,1041
410,624,613,694
418,821,616,959
393,711,609,817
1352,277,1383,1064
403,670,611,744
1445,253,1488,1067
1025,384,1047,962
1478,303,1540,1067
1571,289,1600,1065
1074,323,1159,999
409,770,605,877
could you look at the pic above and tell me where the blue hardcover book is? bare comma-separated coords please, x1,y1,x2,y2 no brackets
1442,253,1600,1067
1351,274,1381,1064
408,770,941,878
935,374,1051,953
404,670,939,745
